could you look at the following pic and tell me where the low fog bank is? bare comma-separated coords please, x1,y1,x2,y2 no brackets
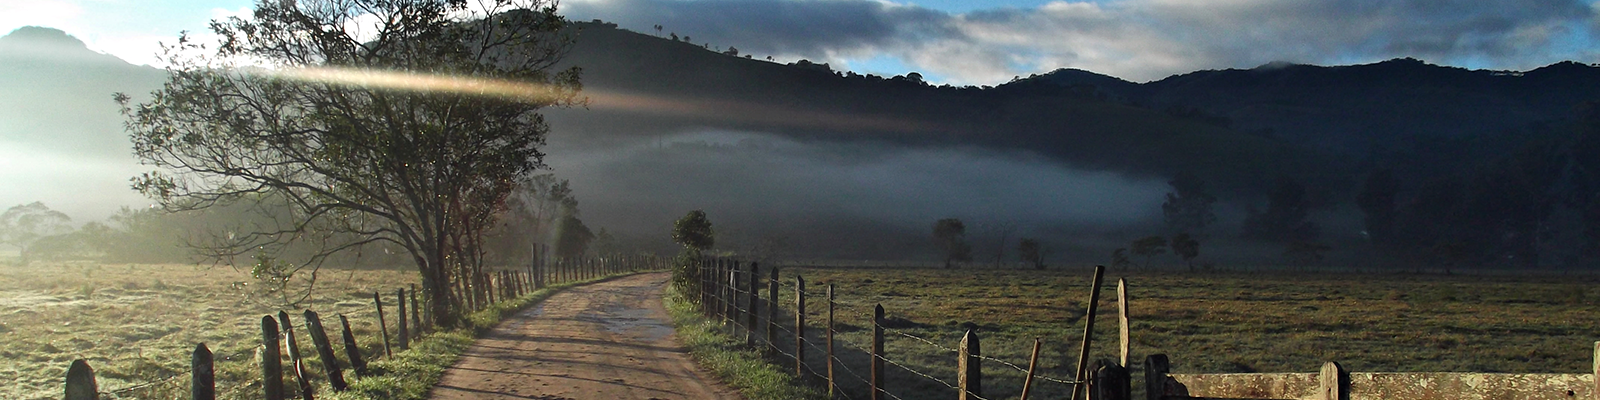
544,129,1182,263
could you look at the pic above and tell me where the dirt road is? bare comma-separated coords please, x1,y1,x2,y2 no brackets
429,272,740,400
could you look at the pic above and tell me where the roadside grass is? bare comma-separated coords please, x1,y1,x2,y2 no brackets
664,286,827,400
0,262,417,400
753,266,1600,400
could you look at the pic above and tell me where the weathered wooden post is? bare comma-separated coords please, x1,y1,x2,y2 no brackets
64,359,96,400
338,315,368,377
277,310,311,397
1072,265,1107,400
958,329,981,400
1020,338,1042,400
192,343,215,400
796,275,807,378
374,291,392,357
410,284,422,335
1319,361,1348,400
767,266,779,349
302,310,348,391
260,316,285,400
748,262,761,346
872,304,885,400
827,283,836,400
397,288,409,351
725,260,737,325
1118,278,1130,367
1090,359,1130,400
1144,354,1169,400
1593,341,1599,400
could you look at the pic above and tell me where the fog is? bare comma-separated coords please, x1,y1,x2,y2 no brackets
543,129,1172,261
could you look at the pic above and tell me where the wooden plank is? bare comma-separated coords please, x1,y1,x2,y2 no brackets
1119,278,1130,368
260,316,284,400
959,329,982,400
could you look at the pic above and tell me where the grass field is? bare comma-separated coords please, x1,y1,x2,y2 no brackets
0,262,419,400
746,266,1600,400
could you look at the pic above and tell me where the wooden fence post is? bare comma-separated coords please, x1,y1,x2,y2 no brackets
959,329,982,400
302,310,348,391
1593,341,1599,400
398,288,409,351
192,343,215,400
1021,338,1042,400
410,284,422,335
374,291,393,357
1144,354,1169,400
796,275,807,378
1072,265,1107,400
276,310,312,398
748,262,760,346
1090,359,1130,400
260,316,285,400
1319,361,1348,400
827,283,836,400
1119,278,1131,368
725,260,737,325
872,304,885,400
339,315,368,377
767,267,779,349
64,359,96,400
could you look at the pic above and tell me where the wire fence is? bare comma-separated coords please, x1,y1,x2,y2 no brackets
691,257,1114,400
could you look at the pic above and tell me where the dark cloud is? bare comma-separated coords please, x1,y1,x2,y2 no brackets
561,0,1600,82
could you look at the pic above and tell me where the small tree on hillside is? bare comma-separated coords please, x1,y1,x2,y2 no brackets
1171,233,1200,271
933,218,972,268
1241,177,1320,243
1111,248,1132,270
1018,238,1044,269
1163,174,1217,236
1130,235,1168,270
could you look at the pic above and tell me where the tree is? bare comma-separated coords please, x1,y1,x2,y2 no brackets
1018,238,1043,269
1241,177,1319,243
1110,248,1132,270
553,214,594,258
1162,173,1217,235
1170,233,1200,272
0,202,73,264
932,218,972,268
1356,169,1399,251
982,221,1017,268
673,210,715,251
118,0,583,327
591,227,618,256
1130,235,1168,270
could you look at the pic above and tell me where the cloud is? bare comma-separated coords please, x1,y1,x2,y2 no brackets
561,0,1600,83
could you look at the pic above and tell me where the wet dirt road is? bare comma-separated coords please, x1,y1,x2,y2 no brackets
428,272,740,400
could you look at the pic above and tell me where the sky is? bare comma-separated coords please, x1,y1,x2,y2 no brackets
3,0,1599,84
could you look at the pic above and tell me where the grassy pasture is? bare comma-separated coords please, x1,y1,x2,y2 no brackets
0,262,419,400
762,266,1600,400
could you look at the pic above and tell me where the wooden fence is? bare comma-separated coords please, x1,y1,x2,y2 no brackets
693,258,1140,400
60,249,665,400
693,259,1600,400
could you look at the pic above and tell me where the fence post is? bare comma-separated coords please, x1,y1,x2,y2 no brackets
398,288,409,351
302,310,348,391
767,266,779,349
725,260,737,325
64,359,96,400
1593,341,1599,400
1020,338,1042,400
260,316,285,400
411,284,422,335
796,275,807,378
1118,278,1130,367
188,343,216,400
827,283,835,400
959,329,982,400
872,304,885,400
374,291,393,357
276,310,311,398
1144,354,1169,400
1090,359,1130,400
1319,361,1348,400
339,315,368,377
748,262,760,346
1072,265,1107,400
